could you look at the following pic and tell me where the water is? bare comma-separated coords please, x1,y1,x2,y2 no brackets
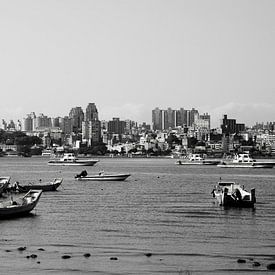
0,156,275,274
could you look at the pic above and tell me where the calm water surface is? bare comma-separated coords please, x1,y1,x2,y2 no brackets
0,156,275,274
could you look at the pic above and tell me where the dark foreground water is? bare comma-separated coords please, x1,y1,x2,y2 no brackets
0,156,275,274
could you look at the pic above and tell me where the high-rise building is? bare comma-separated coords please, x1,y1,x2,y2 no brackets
85,103,98,121
152,107,163,130
69,107,84,133
164,108,176,129
82,103,101,145
108,118,126,135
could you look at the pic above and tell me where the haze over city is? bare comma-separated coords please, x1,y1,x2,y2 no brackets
0,0,274,128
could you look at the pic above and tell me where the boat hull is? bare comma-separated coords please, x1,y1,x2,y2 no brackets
48,160,98,166
176,160,220,165
17,179,63,192
76,174,131,181
0,190,42,219
217,163,274,168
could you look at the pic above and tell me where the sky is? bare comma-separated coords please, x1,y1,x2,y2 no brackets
0,0,274,128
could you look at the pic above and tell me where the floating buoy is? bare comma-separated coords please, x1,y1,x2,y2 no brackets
62,255,71,259
110,257,118,260
83,253,91,258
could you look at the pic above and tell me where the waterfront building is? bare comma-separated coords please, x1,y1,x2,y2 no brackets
221,115,245,135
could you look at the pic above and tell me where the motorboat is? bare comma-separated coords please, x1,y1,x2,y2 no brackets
48,153,99,166
75,170,131,181
211,181,256,208
14,178,63,192
0,177,11,195
217,153,274,168
175,154,220,166
0,190,43,218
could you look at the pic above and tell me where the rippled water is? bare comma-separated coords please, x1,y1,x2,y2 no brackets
0,156,275,274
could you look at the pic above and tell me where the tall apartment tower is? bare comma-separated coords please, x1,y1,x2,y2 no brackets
164,108,176,129
69,107,84,133
82,103,101,146
152,107,163,131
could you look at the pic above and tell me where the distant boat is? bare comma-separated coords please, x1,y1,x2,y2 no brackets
48,153,98,166
0,177,11,195
0,190,43,218
75,170,131,181
217,153,274,168
212,181,256,208
41,149,53,156
15,178,63,192
175,154,220,165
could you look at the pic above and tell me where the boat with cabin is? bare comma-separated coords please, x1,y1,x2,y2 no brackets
217,153,274,168
48,153,99,166
211,181,256,208
175,154,220,166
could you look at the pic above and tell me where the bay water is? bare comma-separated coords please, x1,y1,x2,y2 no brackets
0,156,275,274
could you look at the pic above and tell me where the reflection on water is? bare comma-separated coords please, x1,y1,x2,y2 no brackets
0,157,275,274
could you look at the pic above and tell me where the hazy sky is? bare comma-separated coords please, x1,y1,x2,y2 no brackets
0,0,274,128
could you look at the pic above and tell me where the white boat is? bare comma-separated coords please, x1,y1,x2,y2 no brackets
48,153,99,166
211,181,256,208
175,154,220,166
0,189,43,218
75,170,131,181
217,153,274,168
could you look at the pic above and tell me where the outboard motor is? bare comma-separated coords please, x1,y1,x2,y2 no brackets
251,188,256,203
75,170,88,178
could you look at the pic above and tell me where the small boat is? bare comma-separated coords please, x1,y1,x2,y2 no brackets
48,153,98,166
15,178,63,192
175,154,220,166
0,177,11,195
217,153,274,168
0,190,43,218
211,181,256,208
75,170,131,181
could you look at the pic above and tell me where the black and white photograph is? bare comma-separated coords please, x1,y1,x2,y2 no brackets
0,0,275,274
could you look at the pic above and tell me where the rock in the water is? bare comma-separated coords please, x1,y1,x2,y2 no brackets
267,263,275,270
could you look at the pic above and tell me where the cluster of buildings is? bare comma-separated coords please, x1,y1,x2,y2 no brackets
1,104,275,156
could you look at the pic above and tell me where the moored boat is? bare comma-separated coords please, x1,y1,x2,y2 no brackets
217,153,274,168
15,178,63,192
75,170,131,181
211,181,256,208
48,153,98,166
0,190,43,218
175,154,220,165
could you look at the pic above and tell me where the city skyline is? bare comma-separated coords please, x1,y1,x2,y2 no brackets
0,1,274,128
